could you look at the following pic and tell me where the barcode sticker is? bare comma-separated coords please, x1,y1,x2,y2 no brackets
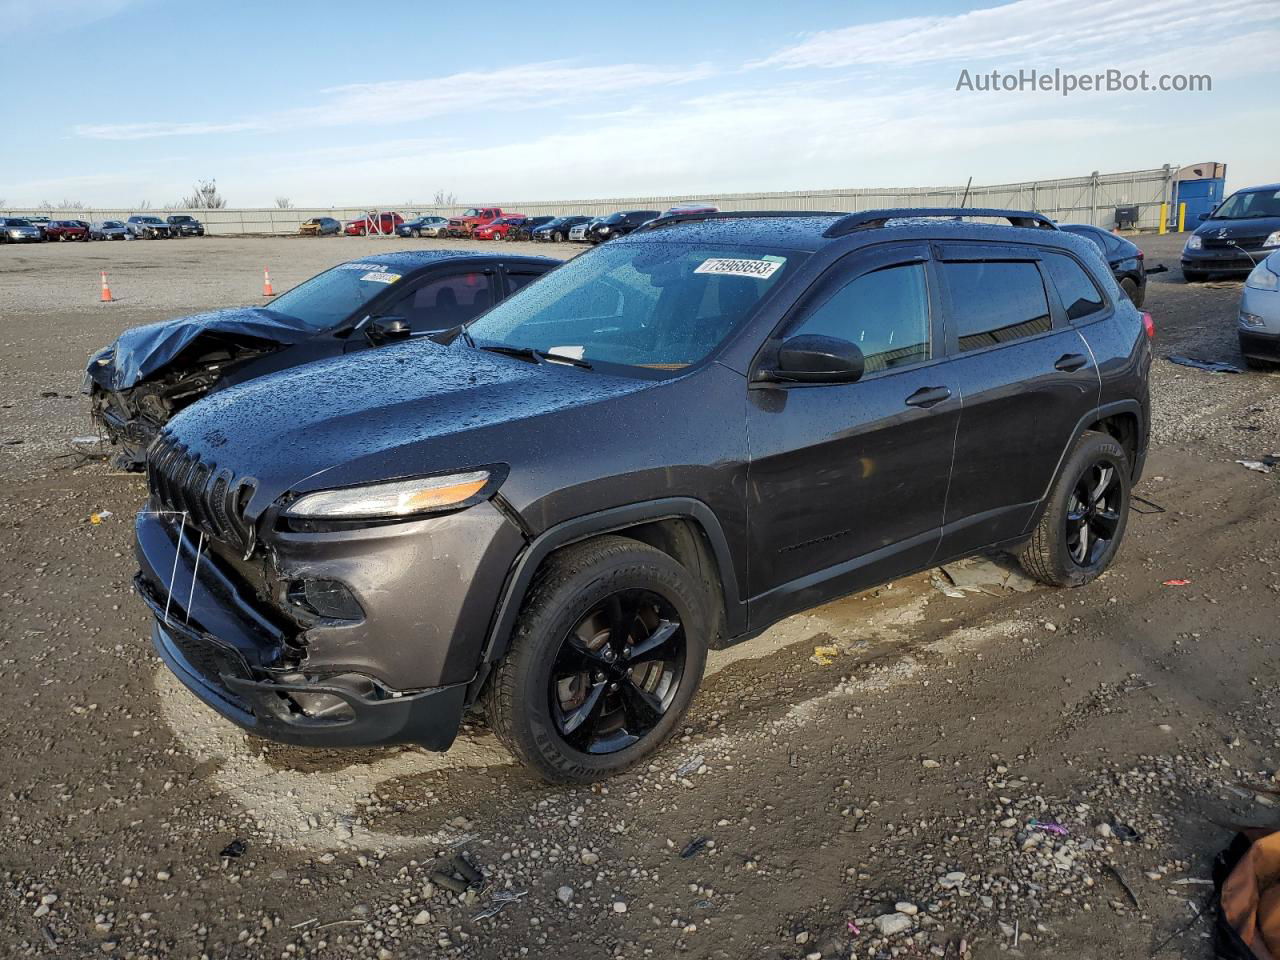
694,257,784,279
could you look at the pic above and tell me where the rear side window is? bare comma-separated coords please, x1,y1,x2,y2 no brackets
505,271,542,295
1042,253,1105,321
790,263,931,373
941,261,1051,351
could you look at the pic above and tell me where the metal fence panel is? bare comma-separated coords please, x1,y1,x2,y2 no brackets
4,165,1176,235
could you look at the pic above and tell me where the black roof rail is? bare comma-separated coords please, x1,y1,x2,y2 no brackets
823,207,1058,237
634,210,849,233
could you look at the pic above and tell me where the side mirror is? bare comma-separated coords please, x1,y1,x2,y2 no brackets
368,317,411,341
1197,212,1209,222
763,334,865,384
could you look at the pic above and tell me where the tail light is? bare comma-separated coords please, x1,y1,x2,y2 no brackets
1141,311,1155,339
1136,249,1144,261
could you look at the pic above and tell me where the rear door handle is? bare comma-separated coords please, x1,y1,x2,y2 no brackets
1054,353,1089,372
905,386,952,408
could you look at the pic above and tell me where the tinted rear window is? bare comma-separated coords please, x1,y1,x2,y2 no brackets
942,261,1052,351
1042,253,1105,321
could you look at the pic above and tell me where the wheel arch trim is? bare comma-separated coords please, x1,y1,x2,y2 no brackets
1022,398,1145,535
479,498,744,666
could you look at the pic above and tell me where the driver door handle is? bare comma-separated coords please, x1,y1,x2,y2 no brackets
1054,353,1089,372
905,386,951,408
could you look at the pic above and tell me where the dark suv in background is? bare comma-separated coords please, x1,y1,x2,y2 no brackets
585,209,661,243
135,208,1152,783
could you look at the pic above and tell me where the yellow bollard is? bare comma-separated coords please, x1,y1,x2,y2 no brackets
1158,202,1168,235
1178,202,1186,233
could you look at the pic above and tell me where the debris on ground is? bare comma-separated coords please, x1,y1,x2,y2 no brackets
675,754,705,778
1162,578,1192,586
218,839,247,859
679,836,710,859
810,644,840,665
472,888,528,922
1235,455,1278,474
933,556,1038,597
89,510,112,524
1168,354,1245,374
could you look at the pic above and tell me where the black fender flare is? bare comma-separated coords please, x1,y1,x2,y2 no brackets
1022,398,1146,535
479,498,744,666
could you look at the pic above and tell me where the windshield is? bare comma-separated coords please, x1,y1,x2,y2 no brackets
1212,189,1280,220
267,261,405,330
466,241,803,371
7,218,31,226
170,216,193,223
103,221,123,228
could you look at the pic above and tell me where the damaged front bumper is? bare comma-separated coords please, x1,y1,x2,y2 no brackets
135,498,523,749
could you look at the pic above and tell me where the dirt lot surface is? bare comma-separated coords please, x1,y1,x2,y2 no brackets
1,233,1278,960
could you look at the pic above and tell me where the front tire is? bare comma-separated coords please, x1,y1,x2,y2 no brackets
483,536,708,784
1019,431,1131,587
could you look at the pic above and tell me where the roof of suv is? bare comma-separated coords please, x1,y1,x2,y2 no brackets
622,208,1102,256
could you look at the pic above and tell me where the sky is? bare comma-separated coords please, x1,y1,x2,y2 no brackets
1,0,1277,208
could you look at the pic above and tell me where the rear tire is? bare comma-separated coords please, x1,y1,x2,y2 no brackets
1120,277,1143,307
1019,430,1131,588
483,535,708,784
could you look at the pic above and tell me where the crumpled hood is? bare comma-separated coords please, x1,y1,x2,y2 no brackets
163,338,651,517
88,307,320,390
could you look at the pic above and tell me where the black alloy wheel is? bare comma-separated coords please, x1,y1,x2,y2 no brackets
549,589,686,755
1065,461,1122,568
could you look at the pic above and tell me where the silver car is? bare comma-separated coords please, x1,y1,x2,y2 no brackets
90,220,130,241
1,217,44,243
568,218,597,241
1240,250,1280,369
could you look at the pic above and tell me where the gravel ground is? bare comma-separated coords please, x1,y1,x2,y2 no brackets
1,231,1278,960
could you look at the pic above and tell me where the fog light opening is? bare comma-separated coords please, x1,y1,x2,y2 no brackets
286,579,364,621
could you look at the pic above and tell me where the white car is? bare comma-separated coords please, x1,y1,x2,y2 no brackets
1239,250,1280,369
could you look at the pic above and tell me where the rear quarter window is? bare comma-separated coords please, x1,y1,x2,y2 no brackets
1042,252,1106,321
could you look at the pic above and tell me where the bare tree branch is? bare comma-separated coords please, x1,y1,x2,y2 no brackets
180,179,227,209
275,196,293,209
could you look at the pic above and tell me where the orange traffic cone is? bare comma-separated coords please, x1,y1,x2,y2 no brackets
100,271,114,302
262,266,274,297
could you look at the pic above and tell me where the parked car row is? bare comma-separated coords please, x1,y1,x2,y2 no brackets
296,204,723,244
1,214,207,241
88,206,1156,783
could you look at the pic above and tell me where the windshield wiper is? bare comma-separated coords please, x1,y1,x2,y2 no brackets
479,344,592,369
480,344,541,364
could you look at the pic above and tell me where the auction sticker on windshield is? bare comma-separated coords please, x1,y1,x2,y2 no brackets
361,271,401,284
694,257,784,279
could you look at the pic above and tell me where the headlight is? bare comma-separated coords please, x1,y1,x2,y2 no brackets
1245,261,1280,292
1264,231,1280,248
284,469,495,521
598,225,611,233
1184,234,1202,251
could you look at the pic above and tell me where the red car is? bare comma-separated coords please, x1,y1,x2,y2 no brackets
45,220,89,241
472,215,529,240
344,212,404,236
446,206,507,238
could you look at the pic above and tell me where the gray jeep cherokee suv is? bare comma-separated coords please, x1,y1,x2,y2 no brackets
135,208,1153,782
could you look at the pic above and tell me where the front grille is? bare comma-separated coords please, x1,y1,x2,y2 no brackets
1204,234,1267,249
147,433,256,552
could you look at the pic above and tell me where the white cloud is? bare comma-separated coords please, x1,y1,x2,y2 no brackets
74,60,715,140
756,0,1274,68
